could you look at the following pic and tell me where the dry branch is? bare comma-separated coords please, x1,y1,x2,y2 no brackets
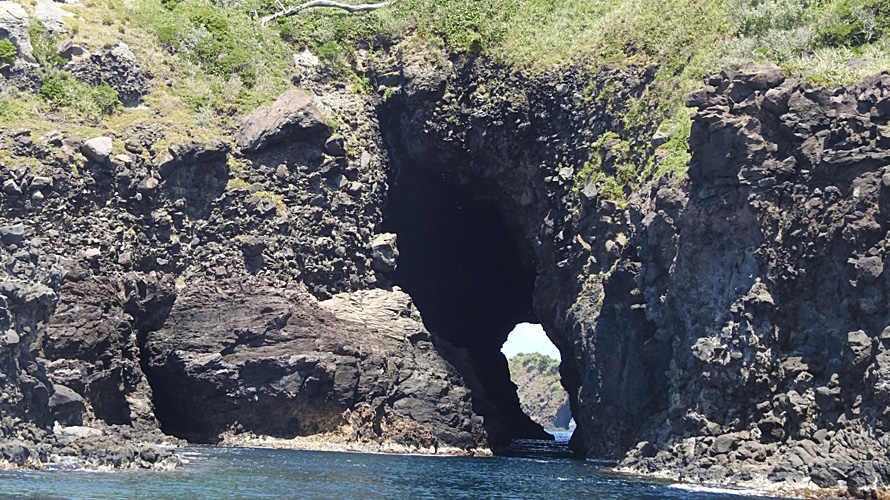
261,0,396,26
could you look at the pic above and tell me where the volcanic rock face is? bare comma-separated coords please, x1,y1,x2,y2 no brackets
143,281,487,450
619,68,890,493
2,33,890,494
376,57,890,494
0,75,499,467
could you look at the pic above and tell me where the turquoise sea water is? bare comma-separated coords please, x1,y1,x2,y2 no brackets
0,433,766,500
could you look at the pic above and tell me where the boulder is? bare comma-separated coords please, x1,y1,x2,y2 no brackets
235,89,329,153
324,135,347,156
81,137,113,164
0,223,24,245
650,130,670,148
736,62,785,91
136,176,159,194
48,384,85,425
844,330,873,369
2,179,21,195
4,331,19,345
686,85,717,109
240,237,266,257
158,140,229,175
762,80,798,115
370,233,399,272
30,176,53,190
0,440,30,465
55,39,85,60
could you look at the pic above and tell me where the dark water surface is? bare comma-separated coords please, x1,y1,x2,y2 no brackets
0,434,767,499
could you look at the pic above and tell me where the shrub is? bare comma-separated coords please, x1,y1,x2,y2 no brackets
815,0,868,46
38,69,122,120
730,0,815,37
38,72,69,103
814,0,890,47
145,0,258,86
28,21,66,68
90,83,123,115
0,39,16,65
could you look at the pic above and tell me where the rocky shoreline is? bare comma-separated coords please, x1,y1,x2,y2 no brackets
218,430,493,457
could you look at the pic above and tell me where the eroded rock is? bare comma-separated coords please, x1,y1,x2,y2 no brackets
144,281,488,451
235,89,329,153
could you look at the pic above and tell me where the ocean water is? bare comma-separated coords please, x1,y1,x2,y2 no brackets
0,433,767,500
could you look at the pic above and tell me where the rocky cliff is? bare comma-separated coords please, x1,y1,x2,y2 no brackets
0,48,513,465
619,67,890,497
507,353,571,430
373,58,890,496
2,4,890,494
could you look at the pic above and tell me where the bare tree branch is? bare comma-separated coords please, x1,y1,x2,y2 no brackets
261,0,396,26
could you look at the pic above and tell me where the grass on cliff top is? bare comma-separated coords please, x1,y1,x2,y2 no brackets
167,0,888,185
4,0,889,183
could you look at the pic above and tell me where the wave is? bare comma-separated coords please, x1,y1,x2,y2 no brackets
668,483,767,497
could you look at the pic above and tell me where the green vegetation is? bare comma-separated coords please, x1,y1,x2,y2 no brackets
0,39,17,66
226,178,251,190
508,352,563,396
28,21,66,68
241,0,887,187
152,0,259,87
21,21,124,123
3,0,888,185
648,108,694,183
814,0,890,47
572,131,636,206
38,70,122,118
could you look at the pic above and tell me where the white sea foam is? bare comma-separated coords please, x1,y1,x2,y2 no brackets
668,483,767,497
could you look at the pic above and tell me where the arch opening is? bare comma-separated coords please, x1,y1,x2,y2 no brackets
381,164,554,448
503,323,575,438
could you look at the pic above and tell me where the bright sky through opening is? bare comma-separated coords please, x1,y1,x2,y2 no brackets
501,323,560,360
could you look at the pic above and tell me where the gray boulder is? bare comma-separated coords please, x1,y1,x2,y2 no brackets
844,330,873,370
324,135,347,156
370,233,399,272
0,223,24,245
736,62,785,91
48,384,85,425
235,89,329,153
81,136,113,164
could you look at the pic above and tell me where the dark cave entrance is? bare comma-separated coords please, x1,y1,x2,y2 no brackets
380,164,553,447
